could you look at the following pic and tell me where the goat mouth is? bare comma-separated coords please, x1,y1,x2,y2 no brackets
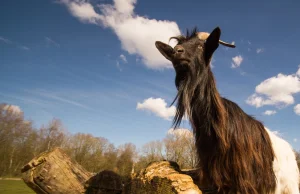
173,59,190,68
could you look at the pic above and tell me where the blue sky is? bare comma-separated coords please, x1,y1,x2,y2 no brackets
1,0,300,150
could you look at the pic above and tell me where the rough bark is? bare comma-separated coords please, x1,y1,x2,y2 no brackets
21,148,202,194
124,161,202,194
85,170,123,194
21,148,93,194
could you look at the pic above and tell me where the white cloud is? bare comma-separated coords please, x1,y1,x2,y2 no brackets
45,37,60,47
167,128,193,138
113,0,137,14
246,94,265,107
293,138,298,142
231,55,243,68
294,104,300,115
60,0,181,69
137,97,176,120
246,67,300,108
263,110,277,115
60,0,103,24
0,36,12,44
256,48,264,54
119,54,127,63
3,105,22,115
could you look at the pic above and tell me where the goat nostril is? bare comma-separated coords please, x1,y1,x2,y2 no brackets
174,46,184,54
175,48,184,54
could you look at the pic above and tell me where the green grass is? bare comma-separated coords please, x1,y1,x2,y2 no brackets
0,180,35,194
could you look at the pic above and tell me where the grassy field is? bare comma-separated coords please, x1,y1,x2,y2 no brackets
0,179,35,194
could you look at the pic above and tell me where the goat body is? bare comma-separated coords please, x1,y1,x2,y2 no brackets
155,27,300,194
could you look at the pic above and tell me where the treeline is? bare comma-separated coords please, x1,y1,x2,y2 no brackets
0,103,197,178
2,103,300,179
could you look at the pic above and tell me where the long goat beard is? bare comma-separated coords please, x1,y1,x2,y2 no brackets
171,62,202,129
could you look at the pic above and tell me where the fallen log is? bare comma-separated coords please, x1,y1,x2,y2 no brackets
124,161,202,194
21,148,93,194
21,148,202,194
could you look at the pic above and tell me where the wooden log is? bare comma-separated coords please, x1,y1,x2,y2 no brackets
21,148,93,194
125,161,202,194
21,148,204,194
85,170,123,194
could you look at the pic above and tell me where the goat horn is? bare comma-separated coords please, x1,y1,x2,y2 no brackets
197,32,236,48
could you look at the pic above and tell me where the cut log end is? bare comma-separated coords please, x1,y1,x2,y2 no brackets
21,148,93,194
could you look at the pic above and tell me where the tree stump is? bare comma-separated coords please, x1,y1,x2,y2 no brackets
21,148,93,194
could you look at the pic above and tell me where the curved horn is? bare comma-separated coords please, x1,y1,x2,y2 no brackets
197,32,236,48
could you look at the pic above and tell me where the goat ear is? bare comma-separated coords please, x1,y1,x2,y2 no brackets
205,27,221,62
155,41,174,61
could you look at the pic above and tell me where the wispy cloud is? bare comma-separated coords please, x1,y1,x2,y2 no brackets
18,45,30,51
231,55,243,68
81,68,171,98
246,66,300,108
116,61,122,71
263,110,277,116
59,0,181,69
0,91,57,111
294,138,298,142
115,54,127,70
256,48,264,54
25,89,92,110
0,36,13,44
0,36,30,50
119,54,127,63
45,37,60,47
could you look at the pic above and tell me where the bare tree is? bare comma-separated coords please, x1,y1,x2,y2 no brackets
116,143,137,177
142,140,164,161
164,128,197,169
0,103,37,176
37,118,66,152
